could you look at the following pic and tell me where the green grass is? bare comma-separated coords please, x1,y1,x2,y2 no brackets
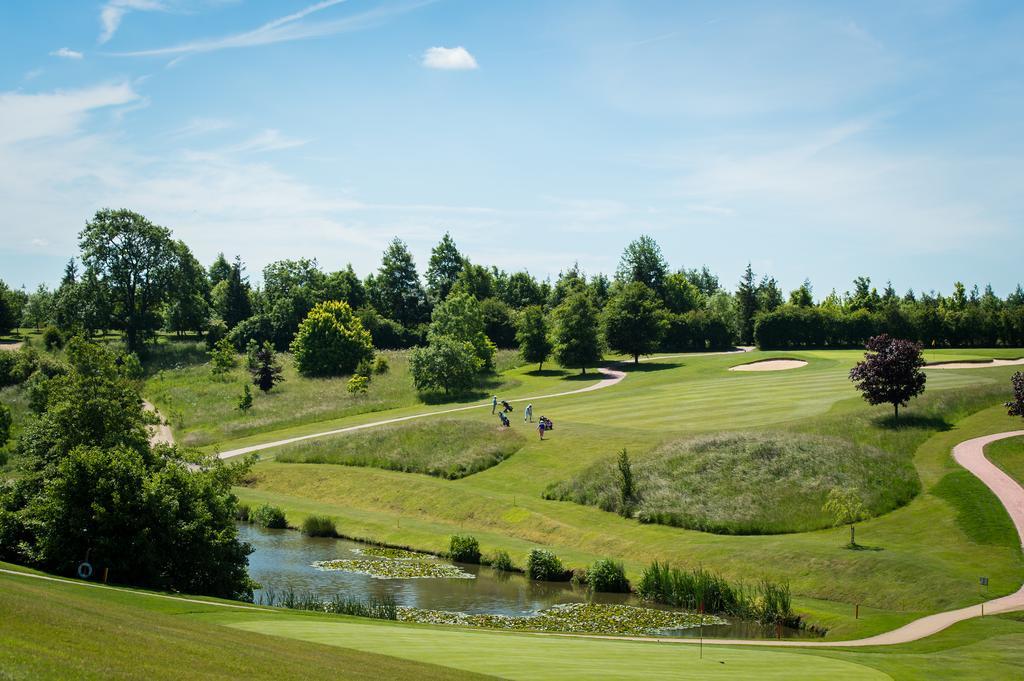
274,418,525,479
145,348,531,448
986,434,1024,485
545,431,918,534
232,348,1024,640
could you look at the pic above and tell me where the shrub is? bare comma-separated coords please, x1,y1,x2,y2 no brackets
409,335,482,395
449,534,481,564
526,548,569,581
490,549,514,572
205,317,228,350
0,402,11,449
302,515,337,537
251,504,287,529
587,559,630,593
372,355,390,374
355,358,373,378
42,326,64,350
346,374,370,395
291,300,374,377
235,503,251,522
237,384,253,411
118,352,144,381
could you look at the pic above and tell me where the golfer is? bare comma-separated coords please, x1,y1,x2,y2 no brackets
524,403,533,422
492,395,498,414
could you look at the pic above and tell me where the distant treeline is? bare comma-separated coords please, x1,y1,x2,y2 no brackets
1,209,1021,355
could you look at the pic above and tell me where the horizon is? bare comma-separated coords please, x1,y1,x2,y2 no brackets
1,1,1022,295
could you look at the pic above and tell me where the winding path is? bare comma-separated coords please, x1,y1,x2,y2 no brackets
216,349,748,460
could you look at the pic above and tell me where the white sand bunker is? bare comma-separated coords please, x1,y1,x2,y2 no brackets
926,358,1024,370
729,359,808,372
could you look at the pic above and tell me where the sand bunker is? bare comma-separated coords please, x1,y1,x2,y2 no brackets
926,358,1024,370
729,359,808,372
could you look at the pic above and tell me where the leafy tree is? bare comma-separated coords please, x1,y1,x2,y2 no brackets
616,235,668,298
237,384,253,411
209,337,237,375
501,271,545,309
683,266,721,297
548,263,587,309
452,262,495,301
823,487,866,547
480,298,517,348
616,448,636,518
789,280,814,307
165,240,211,336
322,264,366,310
291,300,374,377
664,271,702,314
79,209,177,352
0,402,11,448
208,252,232,288
22,284,53,331
1007,371,1024,419
552,290,603,374
516,305,552,371
849,334,927,420
0,280,18,336
756,276,784,313
428,292,495,371
425,232,465,302
602,282,668,364
346,374,370,394
250,341,284,393
217,256,252,329
368,238,429,328
408,335,482,395
735,263,758,345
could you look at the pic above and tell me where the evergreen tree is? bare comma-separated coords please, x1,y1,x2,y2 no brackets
250,341,284,393
221,256,252,328
425,232,465,302
736,263,758,345
208,252,232,287
789,280,814,307
368,238,429,327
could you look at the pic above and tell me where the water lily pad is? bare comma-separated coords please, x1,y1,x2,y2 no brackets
352,546,428,561
313,558,474,580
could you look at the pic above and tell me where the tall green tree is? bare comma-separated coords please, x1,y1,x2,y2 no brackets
368,238,429,328
208,252,232,287
516,305,552,371
165,241,211,336
322,264,366,309
79,209,177,352
0,280,17,336
603,282,669,364
408,335,481,395
616,235,669,299
501,271,545,309
425,232,465,302
290,300,374,377
789,280,814,307
429,292,495,371
552,290,603,374
22,284,53,331
217,256,252,329
735,263,758,345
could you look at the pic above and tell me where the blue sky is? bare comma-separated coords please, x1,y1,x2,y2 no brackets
1,0,1022,297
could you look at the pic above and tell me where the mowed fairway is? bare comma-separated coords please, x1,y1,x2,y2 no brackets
227,348,1024,640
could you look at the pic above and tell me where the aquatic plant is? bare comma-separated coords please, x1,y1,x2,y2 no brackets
313,558,474,580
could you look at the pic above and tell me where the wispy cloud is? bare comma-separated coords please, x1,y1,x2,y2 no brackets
422,46,478,70
164,116,233,138
0,83,139,146
113,0,433,59
99,0,166,44
50,47,84,60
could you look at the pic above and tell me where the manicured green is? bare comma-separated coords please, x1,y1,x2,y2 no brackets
986,435,1024,485
274,419,524,479
546,431,918,534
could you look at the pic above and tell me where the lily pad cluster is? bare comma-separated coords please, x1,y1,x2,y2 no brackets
398,602,725,636
353,546,428,560
313,558,474,580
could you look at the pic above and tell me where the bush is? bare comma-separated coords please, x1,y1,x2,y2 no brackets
0,402,11,449
526,548,569,581
372,355,390,374
43,326,64,350
205,318,228,350
237,384,253,411
346,374,370,394
302,515,337,537
409,335,482,395
251,504,287,529
209,337,237,375
291,301,374,377
235,503,251,522
118,352,144,381
490,549,514,572
586,559,630,593
449,534,481,564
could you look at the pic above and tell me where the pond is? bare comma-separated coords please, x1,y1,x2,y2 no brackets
240,523,817,640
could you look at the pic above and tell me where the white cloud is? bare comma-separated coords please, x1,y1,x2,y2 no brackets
113,0,435,59
99,0,166,44
50,47,84,60
0,83,139,146
421,46,478,70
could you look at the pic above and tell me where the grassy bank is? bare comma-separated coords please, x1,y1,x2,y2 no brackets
986,434,1024,485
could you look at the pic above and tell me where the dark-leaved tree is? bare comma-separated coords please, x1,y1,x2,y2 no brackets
849,334,927,421
1007,371,1024,419
250,341,284,393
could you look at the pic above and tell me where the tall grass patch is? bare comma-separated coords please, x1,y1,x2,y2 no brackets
545,431,919,534
274,419,524,479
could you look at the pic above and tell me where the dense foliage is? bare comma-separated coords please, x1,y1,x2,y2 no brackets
290,301,374,377
586,559,630,593
602,282,668,363
1007,371,1024,419
408,335,482,395
448,534,481,564
526,548,569,581
552,291,603,374
0,338,253,599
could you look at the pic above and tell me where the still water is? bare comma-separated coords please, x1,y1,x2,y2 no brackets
240,523,817,639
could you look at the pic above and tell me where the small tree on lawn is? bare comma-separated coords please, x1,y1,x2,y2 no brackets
823,487,866,547
237,384,253,411
250,341,284,393
552,290,603,375
409,335,482,396
516,305,553,371
291,300,374,377
209,337,237,375
849,334,926,421
602,282,668,364
1007,371,1024,419
616,448,637,518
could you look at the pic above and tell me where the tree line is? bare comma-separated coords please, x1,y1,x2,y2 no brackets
1,210,1022,369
